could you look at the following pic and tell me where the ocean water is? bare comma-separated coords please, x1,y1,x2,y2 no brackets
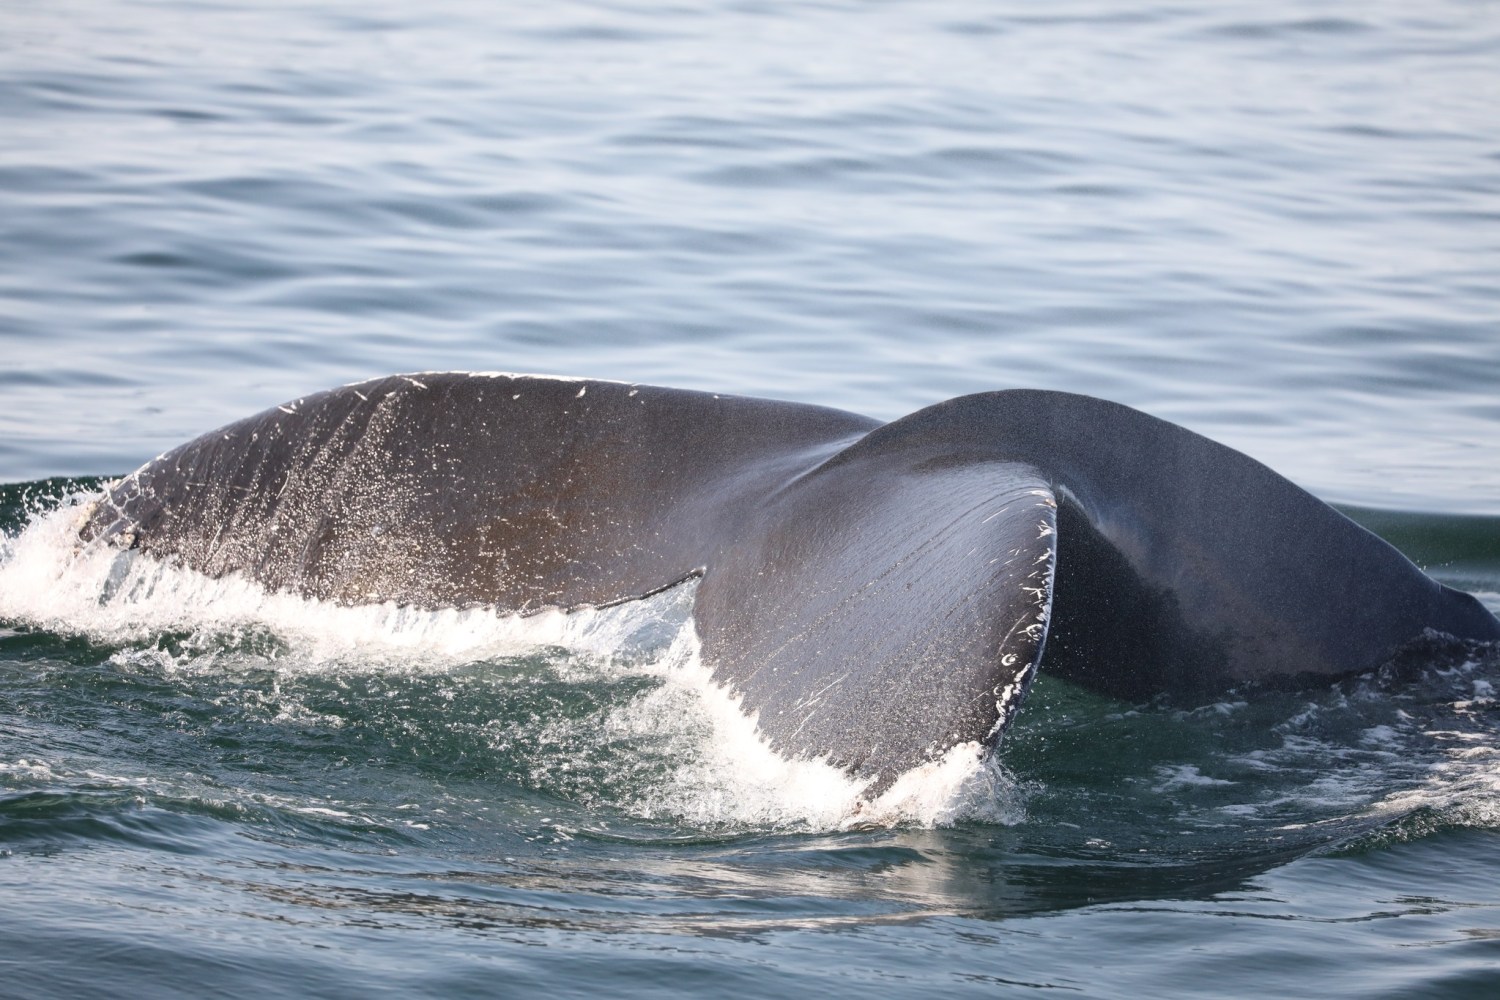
2,1,1499,996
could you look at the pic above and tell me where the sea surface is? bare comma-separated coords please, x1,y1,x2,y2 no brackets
2,1,1499,996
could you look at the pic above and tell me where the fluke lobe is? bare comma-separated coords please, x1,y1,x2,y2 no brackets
80,373,1500,790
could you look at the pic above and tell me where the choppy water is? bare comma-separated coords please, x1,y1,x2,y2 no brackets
3,1,1499,997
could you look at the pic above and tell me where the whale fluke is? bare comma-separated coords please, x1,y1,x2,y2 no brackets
80,373,1500,789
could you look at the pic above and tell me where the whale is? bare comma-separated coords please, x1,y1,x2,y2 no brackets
79,372,1500,790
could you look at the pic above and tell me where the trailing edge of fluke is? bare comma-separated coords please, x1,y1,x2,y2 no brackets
80,373,1500,791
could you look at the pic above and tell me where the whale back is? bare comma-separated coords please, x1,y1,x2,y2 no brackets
694,454,1057,780
876,391,1498,695
81,374,1500,791
82,373,877,610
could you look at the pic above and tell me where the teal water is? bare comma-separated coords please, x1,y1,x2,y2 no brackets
3,1,1499,996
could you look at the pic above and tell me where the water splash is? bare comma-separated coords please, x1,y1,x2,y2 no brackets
1,496,1023,832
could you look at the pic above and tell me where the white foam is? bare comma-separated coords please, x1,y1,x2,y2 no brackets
1367,743,1500,830
1153,764,1235,790
1359,724,1401,747
0,497,684,668
614,627,1025,831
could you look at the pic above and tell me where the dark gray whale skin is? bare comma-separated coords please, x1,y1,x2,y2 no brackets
80,373,1500,790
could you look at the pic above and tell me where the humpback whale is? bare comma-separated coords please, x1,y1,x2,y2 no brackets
80,373,1500,790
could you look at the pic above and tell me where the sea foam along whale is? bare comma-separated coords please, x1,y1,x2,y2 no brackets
79,373,1500,790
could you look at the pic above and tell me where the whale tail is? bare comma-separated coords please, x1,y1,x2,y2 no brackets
80,374,1500,790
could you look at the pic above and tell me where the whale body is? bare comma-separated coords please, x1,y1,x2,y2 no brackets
80,373,1500,789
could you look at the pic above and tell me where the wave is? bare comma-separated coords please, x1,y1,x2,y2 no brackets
0,492,1023,833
